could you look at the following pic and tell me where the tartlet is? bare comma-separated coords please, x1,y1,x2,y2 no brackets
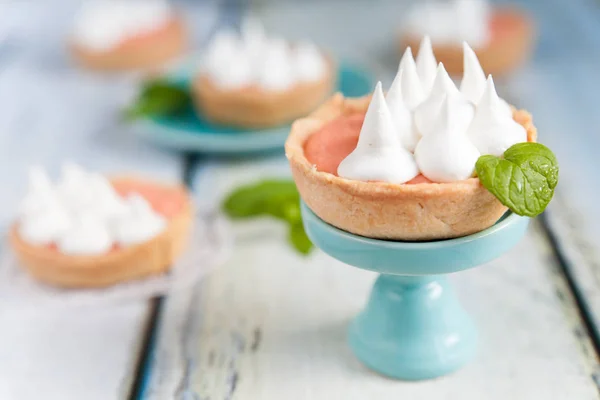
10,176,193,288
285,93,537,241
192,58,336,129
401,9,534,76
70,17,186,72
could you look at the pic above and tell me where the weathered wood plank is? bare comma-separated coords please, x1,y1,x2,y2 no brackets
0,303,151,400
140,157,598,399
502,0,600,355
0,2,184,398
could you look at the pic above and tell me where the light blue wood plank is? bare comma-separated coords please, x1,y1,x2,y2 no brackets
506,0,600,355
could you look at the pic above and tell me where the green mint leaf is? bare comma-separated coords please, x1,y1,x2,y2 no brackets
222,179,313,255
222,180,299,219
475,142,559,217
123,79,191,121
288,222,313,255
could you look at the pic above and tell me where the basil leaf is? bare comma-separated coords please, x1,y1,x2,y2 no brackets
222,179,313,255
124,79,191,121
288,222,313,255
475,142,559,217
223,180,299,218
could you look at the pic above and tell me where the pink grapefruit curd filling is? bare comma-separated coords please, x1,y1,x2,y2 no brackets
303,113,432,184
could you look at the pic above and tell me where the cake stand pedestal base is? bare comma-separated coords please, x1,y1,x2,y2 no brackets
349,275,476,380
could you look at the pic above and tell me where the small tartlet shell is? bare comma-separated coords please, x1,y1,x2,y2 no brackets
192,58,336,129
285,93,537,241
9,176,194,288
70,17,186,72
400,9,535,76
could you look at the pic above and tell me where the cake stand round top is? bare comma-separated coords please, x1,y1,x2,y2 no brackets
301,201,529,275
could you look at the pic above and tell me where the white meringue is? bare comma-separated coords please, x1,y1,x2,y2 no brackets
414,63,474,137
204,31,255,90
399,46,413,73
203,29,241,73
214,56,255,90
16,164,170,254
455,0,491,46
404,0,491,48
386,69,420,152
460,42,487,104
19,166,58,218
113,195,167,247
467,76,527,156
19,206,72,246
293,42,327,82
397,48,425,109
57,162,95,213
88,173,129,220
338,82,419,183
202,22,327,91
241,16,266,53
240,17,267,73
416,36,437,94
257,38,295,91
460,43,513,115
414,95,481,182
72,0,172,52
57,214,113,255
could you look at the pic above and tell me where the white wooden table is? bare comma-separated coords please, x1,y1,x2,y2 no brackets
3,0,600,399
0,1,212,399
144,0,600,399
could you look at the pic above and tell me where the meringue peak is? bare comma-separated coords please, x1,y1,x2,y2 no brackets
399,47,414,72
460,42,486,104
430,63,460,98
358,82,399,148
293,41,327,82
416,36,437,93
414,63,474,136
467,76,527,156
337,82,419,183
478,75,507,120
386,70,420,152
387,69,406,109
434,94,459,133
396,49,424,110
414,95,481,183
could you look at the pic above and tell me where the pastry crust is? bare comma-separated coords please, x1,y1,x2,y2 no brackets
285,93,537,241
70,17,186,72
401,9,534,76
192,59,336,129
9,176,193,288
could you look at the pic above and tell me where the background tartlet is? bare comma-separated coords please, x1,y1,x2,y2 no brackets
401,9,535,76
10,176,193,288
70,17,186,72
192,58,336,129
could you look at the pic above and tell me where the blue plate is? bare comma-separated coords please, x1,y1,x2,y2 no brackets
132,63,373,155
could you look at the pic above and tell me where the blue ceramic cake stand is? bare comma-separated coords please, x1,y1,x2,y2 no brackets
300,201,529,380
